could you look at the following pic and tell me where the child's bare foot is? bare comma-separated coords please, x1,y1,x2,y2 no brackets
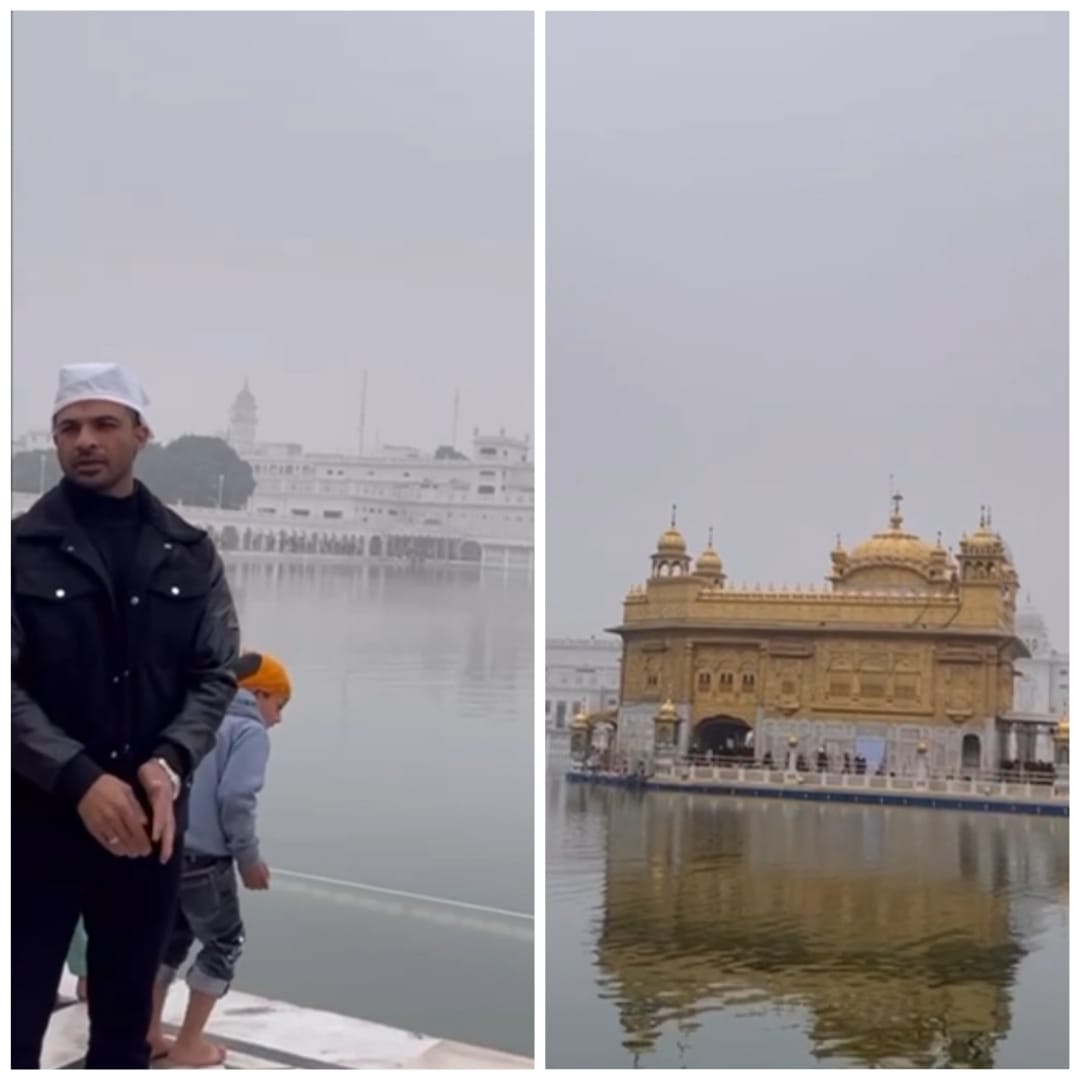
166,1038,227,1068
148,1032,174,1061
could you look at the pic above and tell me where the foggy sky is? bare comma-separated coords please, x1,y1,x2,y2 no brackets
547,13,1068,650
14,12,533,453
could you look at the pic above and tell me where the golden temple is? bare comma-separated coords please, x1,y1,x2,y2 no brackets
601,497,1033,776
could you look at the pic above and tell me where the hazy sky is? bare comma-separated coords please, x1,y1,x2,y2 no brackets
14,12,533,452
548,13,1067,648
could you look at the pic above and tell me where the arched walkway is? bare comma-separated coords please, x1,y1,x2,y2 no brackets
692,716,753,758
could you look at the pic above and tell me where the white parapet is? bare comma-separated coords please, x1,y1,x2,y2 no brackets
45,972,531,1070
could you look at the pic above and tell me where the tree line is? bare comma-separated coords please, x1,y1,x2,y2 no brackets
12,435,256,510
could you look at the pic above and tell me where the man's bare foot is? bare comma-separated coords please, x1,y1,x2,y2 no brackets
166,1038,227,1068
75,977,88,1002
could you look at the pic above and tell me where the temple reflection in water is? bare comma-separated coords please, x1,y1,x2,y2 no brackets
567,783,1066,1068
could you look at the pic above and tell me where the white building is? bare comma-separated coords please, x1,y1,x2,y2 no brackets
1001,600,1068,763
222,384,533,562
13,430,53,453
1014,603,1069,714
546,637,621,731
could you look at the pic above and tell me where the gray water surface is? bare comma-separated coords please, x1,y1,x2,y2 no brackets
223,560,533,1057
546,769,1067,1068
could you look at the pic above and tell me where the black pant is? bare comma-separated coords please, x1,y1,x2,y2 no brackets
12,793,182,1069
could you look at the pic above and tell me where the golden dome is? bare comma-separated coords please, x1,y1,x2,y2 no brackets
1055,713,1069,741
656,699,678,723
848,495,935,570
695,527,723,574
657,526,687,556
654,504,688,556
571,708,590,730
696,544,722,570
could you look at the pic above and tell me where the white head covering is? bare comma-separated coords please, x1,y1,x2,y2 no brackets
52,363,151,432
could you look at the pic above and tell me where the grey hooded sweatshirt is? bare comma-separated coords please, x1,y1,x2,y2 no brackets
184,688,269,869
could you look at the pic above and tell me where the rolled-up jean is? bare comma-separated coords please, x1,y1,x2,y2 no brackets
67,918,88,979
158,854,245,999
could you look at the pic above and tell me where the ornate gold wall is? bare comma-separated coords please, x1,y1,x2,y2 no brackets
614,502,1027,739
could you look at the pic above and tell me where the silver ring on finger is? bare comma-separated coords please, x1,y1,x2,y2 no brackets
108,836,120,846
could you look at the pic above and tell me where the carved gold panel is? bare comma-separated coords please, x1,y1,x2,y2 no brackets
941,664,977,719
691,643,763,713
813,641,933,716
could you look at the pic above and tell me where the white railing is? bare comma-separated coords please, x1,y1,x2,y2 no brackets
635,760,1068,802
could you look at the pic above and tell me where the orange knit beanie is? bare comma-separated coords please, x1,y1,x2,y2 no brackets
235,651,292,701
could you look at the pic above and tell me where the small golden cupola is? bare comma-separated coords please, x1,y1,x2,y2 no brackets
832,493,937,591
694,527,726,586
655,698,678,724
1056,712,1069,743
651,505,691,579
927,531,953,584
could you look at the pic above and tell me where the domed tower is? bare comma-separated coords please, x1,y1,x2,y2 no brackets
956,507,1019,622
693,527,726,586
227,380,258,454
1016,597,1051,657
650,506,691,579
958,507,1005,573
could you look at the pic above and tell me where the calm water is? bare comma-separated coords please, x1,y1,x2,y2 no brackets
546,761,1068,1069
221,560,533,1057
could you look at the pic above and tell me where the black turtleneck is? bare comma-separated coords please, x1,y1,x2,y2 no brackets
61,478,143,597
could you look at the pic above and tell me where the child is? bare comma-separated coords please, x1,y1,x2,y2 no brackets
147,651,290,1067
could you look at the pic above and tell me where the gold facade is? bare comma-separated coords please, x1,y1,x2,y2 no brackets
610,500,1028,768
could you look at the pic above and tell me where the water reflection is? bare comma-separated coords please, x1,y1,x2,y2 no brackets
225,559,532,706
554,782,1067,1068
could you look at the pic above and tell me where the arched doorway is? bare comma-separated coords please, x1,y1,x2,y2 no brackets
692,716,753,760
369,535,383,558
962,733,982,771
460,540,482,563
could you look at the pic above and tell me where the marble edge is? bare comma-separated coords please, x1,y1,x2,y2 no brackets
53,971,532,1070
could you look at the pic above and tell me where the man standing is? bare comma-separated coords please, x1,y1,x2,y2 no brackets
12,363,240,1068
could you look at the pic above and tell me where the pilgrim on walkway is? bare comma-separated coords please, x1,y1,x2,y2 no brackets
12,363,240,1069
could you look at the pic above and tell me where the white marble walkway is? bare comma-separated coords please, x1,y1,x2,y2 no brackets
44,972,532,1070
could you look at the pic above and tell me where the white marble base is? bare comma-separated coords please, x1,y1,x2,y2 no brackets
46,971,531,1070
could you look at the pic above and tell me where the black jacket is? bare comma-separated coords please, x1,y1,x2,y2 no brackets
12,482,240,809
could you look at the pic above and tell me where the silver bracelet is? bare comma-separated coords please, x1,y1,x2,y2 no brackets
153,757,182,801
